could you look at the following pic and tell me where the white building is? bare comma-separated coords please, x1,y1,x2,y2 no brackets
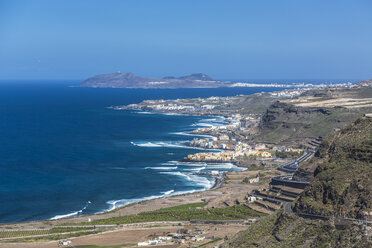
248,177,260,184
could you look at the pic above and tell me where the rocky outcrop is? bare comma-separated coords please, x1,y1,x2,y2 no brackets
256,99,370,144
256,101,335,143
260,101,332,129
223,210,371,248
293,118,372,218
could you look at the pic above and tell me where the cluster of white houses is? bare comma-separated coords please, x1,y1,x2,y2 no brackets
138,230,206,246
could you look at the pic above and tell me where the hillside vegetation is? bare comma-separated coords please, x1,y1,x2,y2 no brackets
257,99,372,143
223,210,370,248
223,117,372,247
293,117,372,218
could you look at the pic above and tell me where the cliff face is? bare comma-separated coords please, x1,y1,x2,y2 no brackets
293,117,372,218
256,101,366,143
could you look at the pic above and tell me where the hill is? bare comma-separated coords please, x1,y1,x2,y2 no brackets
79,72,230,88
255,88,372,144
293,117,372,218
223,117,372,247
256,101,365,143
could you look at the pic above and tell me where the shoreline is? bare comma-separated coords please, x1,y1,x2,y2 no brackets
81,112,232,218
0,164,263,233
0,169,243,228
0,111,243,226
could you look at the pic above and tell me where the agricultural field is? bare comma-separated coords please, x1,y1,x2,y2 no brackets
69,202,265,226
0,227,94,239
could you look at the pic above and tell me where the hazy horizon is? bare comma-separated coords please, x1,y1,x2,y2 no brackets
1,0,371,80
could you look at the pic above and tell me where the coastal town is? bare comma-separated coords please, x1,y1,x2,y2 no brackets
119,89,309,168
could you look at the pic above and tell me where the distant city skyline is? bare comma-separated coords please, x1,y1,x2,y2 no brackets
0,0,371,80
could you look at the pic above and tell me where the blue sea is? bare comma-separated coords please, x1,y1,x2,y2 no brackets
0,81,286,223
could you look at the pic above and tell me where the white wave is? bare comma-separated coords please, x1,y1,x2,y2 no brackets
131,141,162,147
160,112,200,117
162,112,184,116
192,122,214,127
161,189,175,195
130,141,213,150
137,111,154,114
204,162,246,171
187,174,214,189
160,171,191,180
171,131,215,138
106,195,160,212
183,166,206,172
136,111,198,117
104,187,204,213
161,161,245,172
159,171,213,189
145,166,178,170
105,187,201,212
50,201,91,220
161,161,208,167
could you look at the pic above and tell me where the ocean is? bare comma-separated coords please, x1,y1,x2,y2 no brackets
0,81,282,223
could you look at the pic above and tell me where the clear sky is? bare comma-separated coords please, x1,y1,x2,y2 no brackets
0,0,371,80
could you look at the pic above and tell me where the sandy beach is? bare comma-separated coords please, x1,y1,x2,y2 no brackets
0,167,279,247
0,169,270,230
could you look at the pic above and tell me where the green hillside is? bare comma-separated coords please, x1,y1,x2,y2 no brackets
223,117,372,247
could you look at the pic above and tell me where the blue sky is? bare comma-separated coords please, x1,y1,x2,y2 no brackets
0,0,371,80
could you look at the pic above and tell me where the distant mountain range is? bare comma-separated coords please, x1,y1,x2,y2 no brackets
80,72,231,88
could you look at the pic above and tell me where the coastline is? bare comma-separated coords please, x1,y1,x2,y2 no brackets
94,109,244,217
0,112,245,227
0,167,266,237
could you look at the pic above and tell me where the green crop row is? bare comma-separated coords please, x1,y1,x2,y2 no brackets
69,202,265,226
0,227,93,239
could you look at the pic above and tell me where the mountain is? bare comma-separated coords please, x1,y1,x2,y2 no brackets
223,117,372,247
79,72,230,88
176,73,216,81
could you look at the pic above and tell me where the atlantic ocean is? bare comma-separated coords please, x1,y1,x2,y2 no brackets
0,81,281,223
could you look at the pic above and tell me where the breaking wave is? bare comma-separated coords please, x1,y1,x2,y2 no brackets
130,141,213,150
145,166,178,170
159,171,214,189
50,201,91,220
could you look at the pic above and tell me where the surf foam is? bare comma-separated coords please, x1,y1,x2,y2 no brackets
145,166,178,170
50,201,91,220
